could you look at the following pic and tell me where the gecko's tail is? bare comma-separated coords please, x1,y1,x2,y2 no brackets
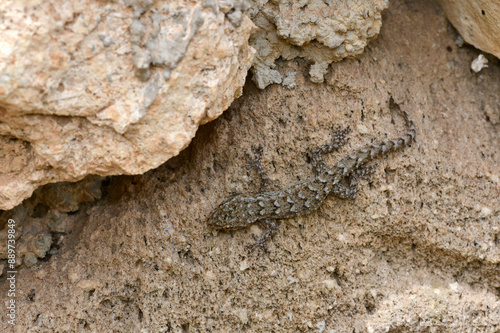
394,98,416,145
335,97,416,177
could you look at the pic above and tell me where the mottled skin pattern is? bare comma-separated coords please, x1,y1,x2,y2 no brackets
208,100,416,252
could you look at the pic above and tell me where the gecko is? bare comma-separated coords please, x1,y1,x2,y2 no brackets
208,99,416,252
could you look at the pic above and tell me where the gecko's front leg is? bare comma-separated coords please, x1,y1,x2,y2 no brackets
309,126,351,175
245,219,279,254
244,146,280,253
330,165,376,199
244,145,270,192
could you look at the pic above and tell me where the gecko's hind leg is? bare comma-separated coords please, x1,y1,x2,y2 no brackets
309,126,351,175
244,145,270,192
245,219,278,254
331,164,377,199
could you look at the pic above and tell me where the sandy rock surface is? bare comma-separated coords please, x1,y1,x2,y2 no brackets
0,0,255,210
437,0,500,59
0,0,499,332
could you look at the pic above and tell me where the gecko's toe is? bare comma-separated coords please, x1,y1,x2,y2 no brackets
245,237,269,255
351,164,377,184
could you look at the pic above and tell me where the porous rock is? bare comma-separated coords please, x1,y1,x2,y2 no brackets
247,0,388,88
0,0,255,210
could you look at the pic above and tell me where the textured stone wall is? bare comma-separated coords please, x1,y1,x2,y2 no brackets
0,0,255,210
1,1,499,331
437,0,500,58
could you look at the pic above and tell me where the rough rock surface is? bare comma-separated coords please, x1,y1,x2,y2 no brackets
0,176,104,268
248,0,388,88
1,0,500,332
0,0,255,210
437,0,500,58
366,284,500,332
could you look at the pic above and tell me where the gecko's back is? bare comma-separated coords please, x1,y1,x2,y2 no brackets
208,176,333,230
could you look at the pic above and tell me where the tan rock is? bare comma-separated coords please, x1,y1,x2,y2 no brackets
0,0,255,210
437,0,500,58
247,0,388,88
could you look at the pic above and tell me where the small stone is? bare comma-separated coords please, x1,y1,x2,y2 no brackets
68,272,79,283
357,123,370,134
316,320,326,333
479,206,492,218
486,173,499,185
35,269,47,279
47,210,68,233
30,232,52,258
454,35,465,47
309,62,329,84
282,72,297,89
471,54,488,73
240,260,249,271
77,280,99,291
238,309,248,324
205,270,216,281
24,252,38,268
165,257,173,267
322,279,338,290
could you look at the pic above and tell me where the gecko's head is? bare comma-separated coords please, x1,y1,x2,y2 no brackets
207,196,254,230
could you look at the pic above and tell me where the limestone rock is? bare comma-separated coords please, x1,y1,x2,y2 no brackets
247,0,388,88
437,0,500,58
0,0,256,210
